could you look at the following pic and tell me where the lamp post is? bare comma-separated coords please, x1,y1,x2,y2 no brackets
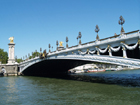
49,44,51,52
78,32,82,45
66,37,68,48
118,15,125,34
95,25,100,41
56,41,58,50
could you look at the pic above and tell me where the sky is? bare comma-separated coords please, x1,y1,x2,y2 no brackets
0,0,140,59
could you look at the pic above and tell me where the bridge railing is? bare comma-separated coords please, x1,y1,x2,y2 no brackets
66,30,140,49
49,30,139,53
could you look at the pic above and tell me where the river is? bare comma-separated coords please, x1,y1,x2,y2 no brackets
0,69,140,105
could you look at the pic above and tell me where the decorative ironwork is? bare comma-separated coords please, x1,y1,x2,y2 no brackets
78,32,82,45
66,37,68,48
118,16,125,33
95,25,100,41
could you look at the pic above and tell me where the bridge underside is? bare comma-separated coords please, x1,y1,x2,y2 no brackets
22,59,92,76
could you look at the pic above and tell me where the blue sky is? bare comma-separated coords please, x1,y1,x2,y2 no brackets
0,0,139,59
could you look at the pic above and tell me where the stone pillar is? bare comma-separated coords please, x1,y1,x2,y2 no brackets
8,43,15,64
122,46,127,58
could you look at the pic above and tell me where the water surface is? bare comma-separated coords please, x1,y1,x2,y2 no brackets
0,69,140,105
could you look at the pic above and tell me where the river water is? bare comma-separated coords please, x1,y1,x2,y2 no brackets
0,69,140,105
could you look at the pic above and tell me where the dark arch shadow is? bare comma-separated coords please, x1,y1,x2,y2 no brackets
22,59,92,76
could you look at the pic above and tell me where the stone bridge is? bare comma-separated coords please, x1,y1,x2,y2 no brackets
19,30,140,76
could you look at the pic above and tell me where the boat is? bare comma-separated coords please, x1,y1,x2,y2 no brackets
106,66,123,71
68,69,84,74
88,68,105,72
73,69,84,73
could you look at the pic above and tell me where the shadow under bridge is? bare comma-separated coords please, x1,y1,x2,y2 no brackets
22,59,92,76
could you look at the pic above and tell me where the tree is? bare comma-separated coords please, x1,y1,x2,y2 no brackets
29,52,40,59
16,59,22,63
0,48,8,64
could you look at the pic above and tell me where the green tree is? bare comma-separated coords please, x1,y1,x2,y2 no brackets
29,52,40,59
0,48,8,64
16,59,22,63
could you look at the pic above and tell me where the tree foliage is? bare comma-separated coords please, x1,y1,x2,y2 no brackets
0,48,8,64
29,52,40,59
16,59,22,63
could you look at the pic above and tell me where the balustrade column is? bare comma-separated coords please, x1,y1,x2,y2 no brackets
97,51,100,55
108,48,112,56
122,46,127,58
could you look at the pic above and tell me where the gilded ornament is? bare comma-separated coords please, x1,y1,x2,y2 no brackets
9,37,14,43
59,41,64,47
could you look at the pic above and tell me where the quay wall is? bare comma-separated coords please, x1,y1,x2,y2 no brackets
0,63,18,76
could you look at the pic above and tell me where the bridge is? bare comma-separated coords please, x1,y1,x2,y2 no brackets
19,29,140,76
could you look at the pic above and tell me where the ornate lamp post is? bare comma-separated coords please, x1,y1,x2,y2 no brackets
95,25,100,41
118,16,125,34
56,41,58,50
66,37,68,48
78,32,82,45
49,44,51,52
